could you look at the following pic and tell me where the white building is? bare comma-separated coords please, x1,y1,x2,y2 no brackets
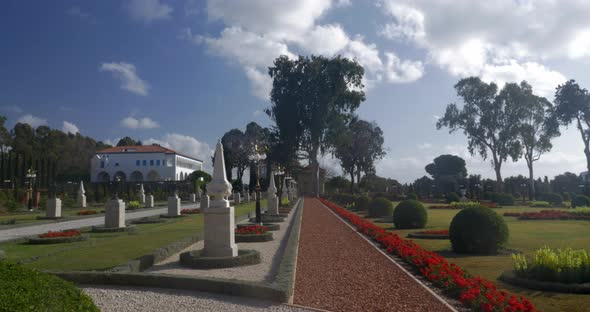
90,144,204,182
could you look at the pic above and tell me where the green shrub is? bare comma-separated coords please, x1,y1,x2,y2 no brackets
406,193,418,200
512,247,590,284
368,197,394,218
449,201,483,209
354,195,370,212
540,193,562,206
494,193,515,206
529,201,551,208
5,200,21,212
127,200,142,210
446,192,461,203
450,206,509,254
562,192,573,202
573,195,590,207
393,200,427,229
0,262,99,311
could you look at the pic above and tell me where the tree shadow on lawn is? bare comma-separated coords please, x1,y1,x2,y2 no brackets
434,248,522,259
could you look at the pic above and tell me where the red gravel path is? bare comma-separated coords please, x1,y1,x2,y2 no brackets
293,198,453,312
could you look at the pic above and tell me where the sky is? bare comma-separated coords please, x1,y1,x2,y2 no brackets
2,0,590,183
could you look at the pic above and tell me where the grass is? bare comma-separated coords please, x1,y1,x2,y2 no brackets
359,203,590,312
0,200,263,272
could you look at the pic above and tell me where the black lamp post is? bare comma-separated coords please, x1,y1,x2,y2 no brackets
249,145,266,225
26,168,36,211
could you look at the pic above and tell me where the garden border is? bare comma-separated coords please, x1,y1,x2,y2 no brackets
499,270,590,294
235,232,274,243
50,197,305,303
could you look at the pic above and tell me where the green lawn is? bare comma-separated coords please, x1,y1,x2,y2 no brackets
0,200,263,272
361,204,590,312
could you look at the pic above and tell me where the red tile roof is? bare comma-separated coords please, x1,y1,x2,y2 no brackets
96,145,202,162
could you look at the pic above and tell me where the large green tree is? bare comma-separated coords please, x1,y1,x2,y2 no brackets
554,80,590,178
332,117,385,193
268,55,365,196
425,154,467,194
437,77,521,191
221,128,247,183
116,136,142,146
509,81,560,199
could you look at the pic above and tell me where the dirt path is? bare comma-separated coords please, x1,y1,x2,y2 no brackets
293,197,453,312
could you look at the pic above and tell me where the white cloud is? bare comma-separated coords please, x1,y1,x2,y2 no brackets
380,2,425,42
296,24,350,55
126,0,173,23
62,121,80,134
17,114,47,128
121,116,160,129
144,133,214,171
100,62,150,96
335,0,351,7
244,67,272,100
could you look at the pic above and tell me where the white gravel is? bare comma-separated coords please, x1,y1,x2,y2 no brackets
0,203,200,242
82,285,312,312
146,205,297,282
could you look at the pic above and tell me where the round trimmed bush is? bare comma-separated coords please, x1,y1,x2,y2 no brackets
541,193,562,206
368,197,394,218
393,200,427,229
573,195,590,207
406,193,418,200
446,192,461,203
449,206,509,254
494,193,515,206
354,195,370,212
0,262,99,311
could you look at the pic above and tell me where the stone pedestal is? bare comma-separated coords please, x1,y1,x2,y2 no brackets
105,199,126,228
168,196,181,216
46,198,62,218
77,195,87,208
200,195,210,209
145,195,154,208
190,193,197,203
204,204,238,257
267,196,279,215
234,192,241,204
139,193,146,205
244,192,250,202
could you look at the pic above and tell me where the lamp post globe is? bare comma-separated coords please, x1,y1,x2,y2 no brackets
248,145,266,225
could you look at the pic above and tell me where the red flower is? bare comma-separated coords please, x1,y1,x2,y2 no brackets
181,208,200,214
39,229,81,238
235,225,269,234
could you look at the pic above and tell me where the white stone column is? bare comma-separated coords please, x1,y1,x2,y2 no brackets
267,171,279,215
105,199,125,228
282,178,288,204
234,192,241,204
190,193,196,203
243,191,249,202
77,181,87,208
46,198,62,218
168,193,181,216
138,184,146,205
145,194,154,208
200,194,209,209
203,141,237,258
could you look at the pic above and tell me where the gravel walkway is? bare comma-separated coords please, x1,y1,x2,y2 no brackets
293,198,453,312
0,203,199,242
146,201,298,282
82,285,312,312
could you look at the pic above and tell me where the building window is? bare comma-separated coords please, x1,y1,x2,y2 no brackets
150,160,154,166
143,160,147,166
115,163,119,167
163,160,167,166
100,161,104,168
156,160,160,166
136,160,140,166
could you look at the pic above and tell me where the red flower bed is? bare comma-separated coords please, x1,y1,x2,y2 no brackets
181,208,200,214
77,210,98,215
235,225,269,235
39,229,81,238
419,230,449,236
481,202,498,208
319,198,536,312
503,210,590,220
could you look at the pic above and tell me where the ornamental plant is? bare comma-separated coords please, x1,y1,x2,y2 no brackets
512,247,590,284
127,201,142,210
181,208,200,214
450,206,509,254
393,200,427,229
39,230,81,238
503,210,590,220
235,225,269,235
77,210,98,215
573,195,590,207
319,198,536,312
354,195,370,212
368,197,394,218
450,202,483,209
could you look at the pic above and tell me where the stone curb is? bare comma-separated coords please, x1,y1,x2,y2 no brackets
499,270,590,294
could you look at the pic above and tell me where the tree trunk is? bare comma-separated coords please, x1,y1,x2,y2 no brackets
311,144,320,197
349,171,355,194
527,160,535,200
494,165,503,193
585,146,590,177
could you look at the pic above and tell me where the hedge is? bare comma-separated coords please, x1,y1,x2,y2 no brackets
235,232,274,243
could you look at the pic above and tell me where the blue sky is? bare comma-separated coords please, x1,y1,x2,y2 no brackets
2,0,590,182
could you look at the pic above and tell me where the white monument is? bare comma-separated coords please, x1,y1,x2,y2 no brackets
203,141,237,258
282,178,288,204
234,192,241,204
168,191,181,217
267,171,279,215
190,193,197,203
46,195,62,218
243,191,250,202
77,181,87,208
105,197,126,228
145,193,154,208
138,184,146,205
